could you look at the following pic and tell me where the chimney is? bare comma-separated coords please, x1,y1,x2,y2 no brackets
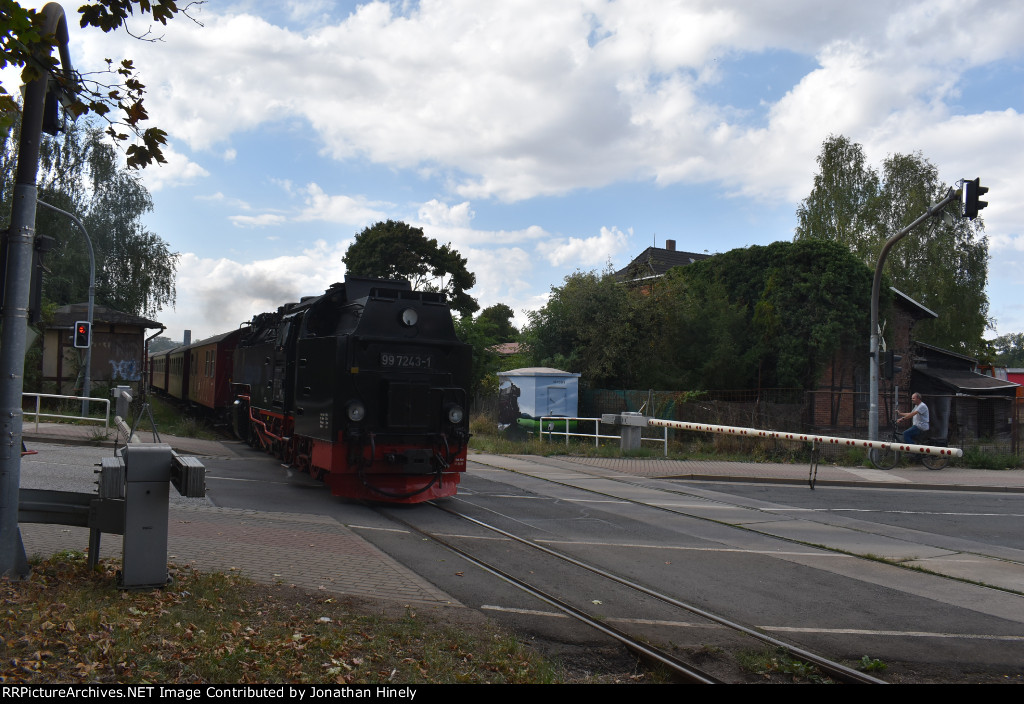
666,239,676,251
183,330,192,346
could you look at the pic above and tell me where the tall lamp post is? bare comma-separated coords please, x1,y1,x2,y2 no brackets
868,187,961,443
37,200,96,414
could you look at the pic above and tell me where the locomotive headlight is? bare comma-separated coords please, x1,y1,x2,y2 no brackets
347,401,366,422
446,404,465,424
400,308,418,327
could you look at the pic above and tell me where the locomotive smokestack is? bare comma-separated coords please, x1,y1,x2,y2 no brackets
183,330,191,346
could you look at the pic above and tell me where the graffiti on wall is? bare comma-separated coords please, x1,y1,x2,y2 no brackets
109,359,142,381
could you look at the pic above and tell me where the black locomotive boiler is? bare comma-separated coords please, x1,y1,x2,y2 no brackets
230,275,472,503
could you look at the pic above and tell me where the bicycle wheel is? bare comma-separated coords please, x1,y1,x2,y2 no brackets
870,446,899,470
921,454,949,470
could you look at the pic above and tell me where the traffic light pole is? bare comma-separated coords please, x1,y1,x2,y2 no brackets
869,188,959,442
37,200,96,415
0,3,73,578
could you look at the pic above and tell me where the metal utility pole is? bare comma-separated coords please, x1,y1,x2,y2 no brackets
0,3,73,578
868,187,960,442
37,200,96,414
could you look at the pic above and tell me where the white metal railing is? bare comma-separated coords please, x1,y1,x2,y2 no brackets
22,393,110,431
539,416,669,456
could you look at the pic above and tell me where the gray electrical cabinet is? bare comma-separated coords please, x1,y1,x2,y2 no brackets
121,445,172,588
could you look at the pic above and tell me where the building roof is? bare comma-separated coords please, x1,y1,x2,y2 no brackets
489,342,522,356
50,303,162,330
914,366,1020,394
914,340,978,366
615,244,711,281
499,367,580,377
890,287,938,320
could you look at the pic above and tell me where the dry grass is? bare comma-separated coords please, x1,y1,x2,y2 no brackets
1,552,562,684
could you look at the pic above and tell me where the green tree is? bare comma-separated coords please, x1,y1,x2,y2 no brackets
796,135,990,355
523,241,872,391
795,135,880,263
664,239,875,389
873,153,989,353
989,333,1024,367
1,116,178,316
454,315,501,398
522,269,635,387
148,335,181,354
477,303,518,343
343,220,478,317
1,0,196,167
639,273,754,390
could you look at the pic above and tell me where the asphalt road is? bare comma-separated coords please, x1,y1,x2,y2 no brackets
196,451,1024,680
680,481,1024,551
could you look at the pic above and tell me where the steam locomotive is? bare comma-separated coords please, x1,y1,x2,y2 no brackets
151,276,472,503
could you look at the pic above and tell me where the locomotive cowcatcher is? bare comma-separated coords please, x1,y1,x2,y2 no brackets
231,276,471,503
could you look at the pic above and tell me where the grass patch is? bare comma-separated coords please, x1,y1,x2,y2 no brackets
129,396,217,440
958,448,1023,470
737,647,834,684
2,552,568,684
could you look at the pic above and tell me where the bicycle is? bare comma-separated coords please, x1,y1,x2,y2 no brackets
869,417,950,470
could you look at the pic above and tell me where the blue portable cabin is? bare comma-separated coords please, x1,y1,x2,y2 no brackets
497,367,581,431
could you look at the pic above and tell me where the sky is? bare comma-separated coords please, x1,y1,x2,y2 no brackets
9,0,1024,343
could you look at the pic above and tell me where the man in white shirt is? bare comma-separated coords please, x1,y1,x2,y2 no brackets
898,392,930,444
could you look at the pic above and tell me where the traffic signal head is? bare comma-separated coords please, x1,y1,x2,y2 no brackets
881,351,903,379
73,321,91,348
963,177,989,220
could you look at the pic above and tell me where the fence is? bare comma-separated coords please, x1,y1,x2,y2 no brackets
473,386,1022,459
22,393,110,431
581,387,1022,460
538,416,669,455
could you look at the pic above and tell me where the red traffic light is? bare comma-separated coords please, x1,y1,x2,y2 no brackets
73,321,91,348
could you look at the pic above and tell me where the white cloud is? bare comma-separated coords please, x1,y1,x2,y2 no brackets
229,213,288,228
295,183,392,224
65,1,1024,207
402,199,552,250
418,200,474,228
461,246,535,328
158,237,541,339
536,226,631,267
159,240,350,340
135,143,209,192
196,192,251,209
34,1,1024,337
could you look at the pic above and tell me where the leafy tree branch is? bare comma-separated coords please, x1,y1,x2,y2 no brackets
1,0,203,167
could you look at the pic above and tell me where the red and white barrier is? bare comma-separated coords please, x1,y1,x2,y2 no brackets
647,418,962,458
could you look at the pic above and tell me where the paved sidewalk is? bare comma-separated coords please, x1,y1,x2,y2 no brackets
21,421,241,458
18,504,455,605
18,424,459,607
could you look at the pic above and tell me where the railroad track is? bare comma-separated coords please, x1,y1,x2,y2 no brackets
473,455,1024,575
378,501,886,684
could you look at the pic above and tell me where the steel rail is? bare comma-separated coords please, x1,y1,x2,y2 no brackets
430,501,887,684
380,508,723,684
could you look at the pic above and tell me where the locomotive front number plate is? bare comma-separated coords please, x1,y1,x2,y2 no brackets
380,352,433,369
